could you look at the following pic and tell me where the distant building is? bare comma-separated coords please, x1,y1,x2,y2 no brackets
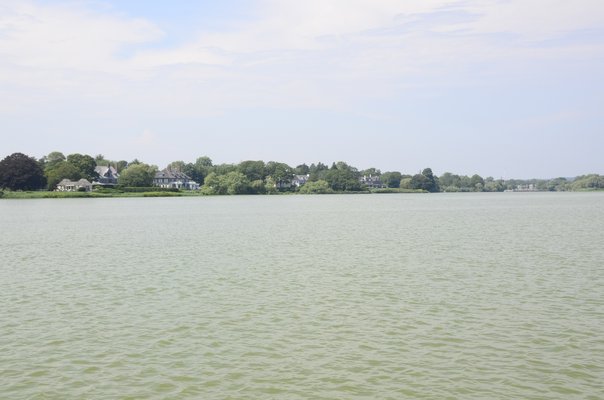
56,179,92,192
505,184,539,192
292,174,310,187
359,175,385,189
153,169,200,190
93,165,119,187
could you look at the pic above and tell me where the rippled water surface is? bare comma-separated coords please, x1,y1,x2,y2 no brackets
1,193,603,399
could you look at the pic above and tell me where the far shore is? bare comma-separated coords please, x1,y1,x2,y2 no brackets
2,188,603,200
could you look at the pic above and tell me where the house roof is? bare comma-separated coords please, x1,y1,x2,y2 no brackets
57,178,91,186
95,166,119,178
154,169,192,180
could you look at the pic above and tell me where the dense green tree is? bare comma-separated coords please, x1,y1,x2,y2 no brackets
571,174,604,190
299,180,332,194
439,172,460,188
200,172,224,195
45,161,82,190
238,160,266,182
167,160,186,172
295,164,310,175
66,153,98,181
115,160,128,172
547,177,569,191
0,153,46,190
118,163,157,187
250,179,267,194
381,171,402,188
409,168,440,192
484,179,505,192
201,171,251,195
266,161,292,188
470,174,485,191
400,177,413,189
181,163,201,184
324,162,362,191
361,168,381,176
42,151,66,170
213,163,237,175
223,171,251,194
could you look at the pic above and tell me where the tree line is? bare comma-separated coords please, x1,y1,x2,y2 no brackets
0,151,602,194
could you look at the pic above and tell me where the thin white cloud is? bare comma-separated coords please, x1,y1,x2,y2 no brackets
0,0,603,118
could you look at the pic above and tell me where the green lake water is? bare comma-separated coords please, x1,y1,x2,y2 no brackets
1,193,603,399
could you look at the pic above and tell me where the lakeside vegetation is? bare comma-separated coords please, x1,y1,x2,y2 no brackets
0,151,602,198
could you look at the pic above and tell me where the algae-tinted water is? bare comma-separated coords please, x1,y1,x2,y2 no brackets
1,193,603,399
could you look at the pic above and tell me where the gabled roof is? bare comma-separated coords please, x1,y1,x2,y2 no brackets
154,169,192,180
57,179,91,186
94,166,119,178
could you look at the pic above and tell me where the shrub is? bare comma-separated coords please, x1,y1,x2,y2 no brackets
122,187,180,193
142,192,183,197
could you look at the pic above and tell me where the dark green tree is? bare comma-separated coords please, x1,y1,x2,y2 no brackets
470,174,485,191
42,151,66,170
115,160,128,172
66,153,98,181
324,162,362,191
410,168,440,192
381,171,402,188
238,160,266,182
118,163,157,187
0,153,46,190
295,164,310,175
266,161,293,189
45,161,82,190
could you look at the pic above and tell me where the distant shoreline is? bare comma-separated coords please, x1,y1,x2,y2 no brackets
2,188,602,200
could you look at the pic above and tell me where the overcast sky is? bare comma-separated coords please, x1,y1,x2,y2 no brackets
1,0,603,178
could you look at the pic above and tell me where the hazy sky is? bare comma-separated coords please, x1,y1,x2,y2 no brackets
1,0,603,178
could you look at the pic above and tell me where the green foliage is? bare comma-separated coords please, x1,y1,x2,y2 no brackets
295,164,310,175
266,161,293,187
298,180,332,194
409,168,440,192
142,192,183,197
571,174,604,190
167,160,186,172
0,190,4,198
250,179,267,194
42,151,66,170
361,168,381,176
201,171,251,195
66,153,98,181
115,160,128,172
45,161,82,190
323,161,362,191
118,163,157,187
121,187,179,193
381,171,402,188
0,153,46,190
238,160,266,182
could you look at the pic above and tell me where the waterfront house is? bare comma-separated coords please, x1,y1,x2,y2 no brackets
153,169,200,190
292,174,310,187
359,175,385,189
56,179,93,192
93,165,119,187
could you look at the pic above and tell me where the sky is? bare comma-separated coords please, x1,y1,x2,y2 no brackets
1,0,603,178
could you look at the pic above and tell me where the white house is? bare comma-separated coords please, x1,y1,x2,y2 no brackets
153,169,200,190
56,179,93,192
359,175,385,189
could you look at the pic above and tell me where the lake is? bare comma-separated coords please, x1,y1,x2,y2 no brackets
1,193,603,399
